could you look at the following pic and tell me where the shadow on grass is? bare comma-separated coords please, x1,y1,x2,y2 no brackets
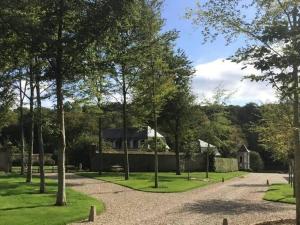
0,204,54,211
181,199,292,215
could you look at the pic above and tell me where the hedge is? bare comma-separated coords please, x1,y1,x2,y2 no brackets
214,157,238,172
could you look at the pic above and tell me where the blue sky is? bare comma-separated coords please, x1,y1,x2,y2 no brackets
161,0,277,105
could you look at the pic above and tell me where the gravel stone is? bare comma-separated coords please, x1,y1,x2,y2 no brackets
67,173,295,225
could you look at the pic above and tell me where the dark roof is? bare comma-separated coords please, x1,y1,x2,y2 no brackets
239,145,250,153
103,127,147,139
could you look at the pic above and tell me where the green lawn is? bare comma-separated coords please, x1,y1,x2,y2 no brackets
0,173,104,225
264,183,295,204
78,171,247,193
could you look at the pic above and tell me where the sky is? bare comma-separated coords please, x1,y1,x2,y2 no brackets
161,0,278,105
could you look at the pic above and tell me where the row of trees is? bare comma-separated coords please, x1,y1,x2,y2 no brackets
0,0,198,204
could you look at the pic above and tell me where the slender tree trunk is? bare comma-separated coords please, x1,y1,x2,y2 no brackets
98,112,103,175
187,159,190,180
292,63,300,224
175,117,181,175
36,76,45,193
26,65,34,183
55,0,66,206
289,161,292,186
153,72,158,188
206,150,209,179
122,67,129,180
55,76,66,205
19,78,25,175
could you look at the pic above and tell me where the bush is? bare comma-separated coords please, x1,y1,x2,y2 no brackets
45,159,56,166
250,151,264,172
214,158,239,172
12,158,22,166
32,161,40,166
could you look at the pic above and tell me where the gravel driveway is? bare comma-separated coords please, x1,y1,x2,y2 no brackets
68,173,295,225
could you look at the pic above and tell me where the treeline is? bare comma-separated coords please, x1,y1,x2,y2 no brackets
1,100,287,171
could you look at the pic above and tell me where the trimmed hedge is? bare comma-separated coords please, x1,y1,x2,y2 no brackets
214,158,238,172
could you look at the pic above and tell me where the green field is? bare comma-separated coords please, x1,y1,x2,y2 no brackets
0,173,104,225
264,183,295,204
78,171,247,193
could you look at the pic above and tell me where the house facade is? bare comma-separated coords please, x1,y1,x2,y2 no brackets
103,126,169,151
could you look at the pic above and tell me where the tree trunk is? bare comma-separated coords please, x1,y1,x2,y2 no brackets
289,161,292,186
36,76,45,193
292,63,300,224
153,72,158,188
55,0,66,206
98,114,103,175
26,65,34,183
19,78,25,175
206,150,209,179
175,117,181,175
122,68,129,180
55,75,66,205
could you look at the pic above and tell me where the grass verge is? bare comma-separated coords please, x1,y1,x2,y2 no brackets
78,171,247,193
263,183,295,204
0,173,104,225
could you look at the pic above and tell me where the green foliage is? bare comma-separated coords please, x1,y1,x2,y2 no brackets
250,151,264,172
214,158,239,172
199,87,246,157
78,171,247,193
0,174,104,225
253,102,294,162
67,134,97,169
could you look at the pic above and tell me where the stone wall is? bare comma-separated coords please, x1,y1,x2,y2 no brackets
90,151,207,172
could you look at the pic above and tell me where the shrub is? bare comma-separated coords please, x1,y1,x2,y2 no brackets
250,151,264,172
32,161,40,166
44,159,56,166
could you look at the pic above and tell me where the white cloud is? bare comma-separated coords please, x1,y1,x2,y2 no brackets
192,58,278,105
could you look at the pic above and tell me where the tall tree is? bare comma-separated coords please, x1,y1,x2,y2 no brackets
26,64,35,183
36,71,46,193
159,49,195,175
106,0,164,180
187,1,300,222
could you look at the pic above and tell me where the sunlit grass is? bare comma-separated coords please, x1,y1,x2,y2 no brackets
78,171,247,193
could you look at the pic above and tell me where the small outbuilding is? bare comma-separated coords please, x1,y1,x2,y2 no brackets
198,140,221,156
237,145,250,170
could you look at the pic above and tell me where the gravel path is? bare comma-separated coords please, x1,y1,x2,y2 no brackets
68,173,295,225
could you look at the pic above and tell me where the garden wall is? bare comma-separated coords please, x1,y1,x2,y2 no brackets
214,157,238,172
90,151,208,172
0,151,10,172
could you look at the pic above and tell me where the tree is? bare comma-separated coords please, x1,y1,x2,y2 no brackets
26,64,35,183
182,130,198,180
188,1,300,222
200,87,246,157
75,45,113,175
106,0,166,180
134,31,178,187
19,0,129,205
159,50,195,175
254,102,294,162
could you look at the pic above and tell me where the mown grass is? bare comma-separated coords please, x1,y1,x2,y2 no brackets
78,171,247,193
264,183,295,204
0,173,104,225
